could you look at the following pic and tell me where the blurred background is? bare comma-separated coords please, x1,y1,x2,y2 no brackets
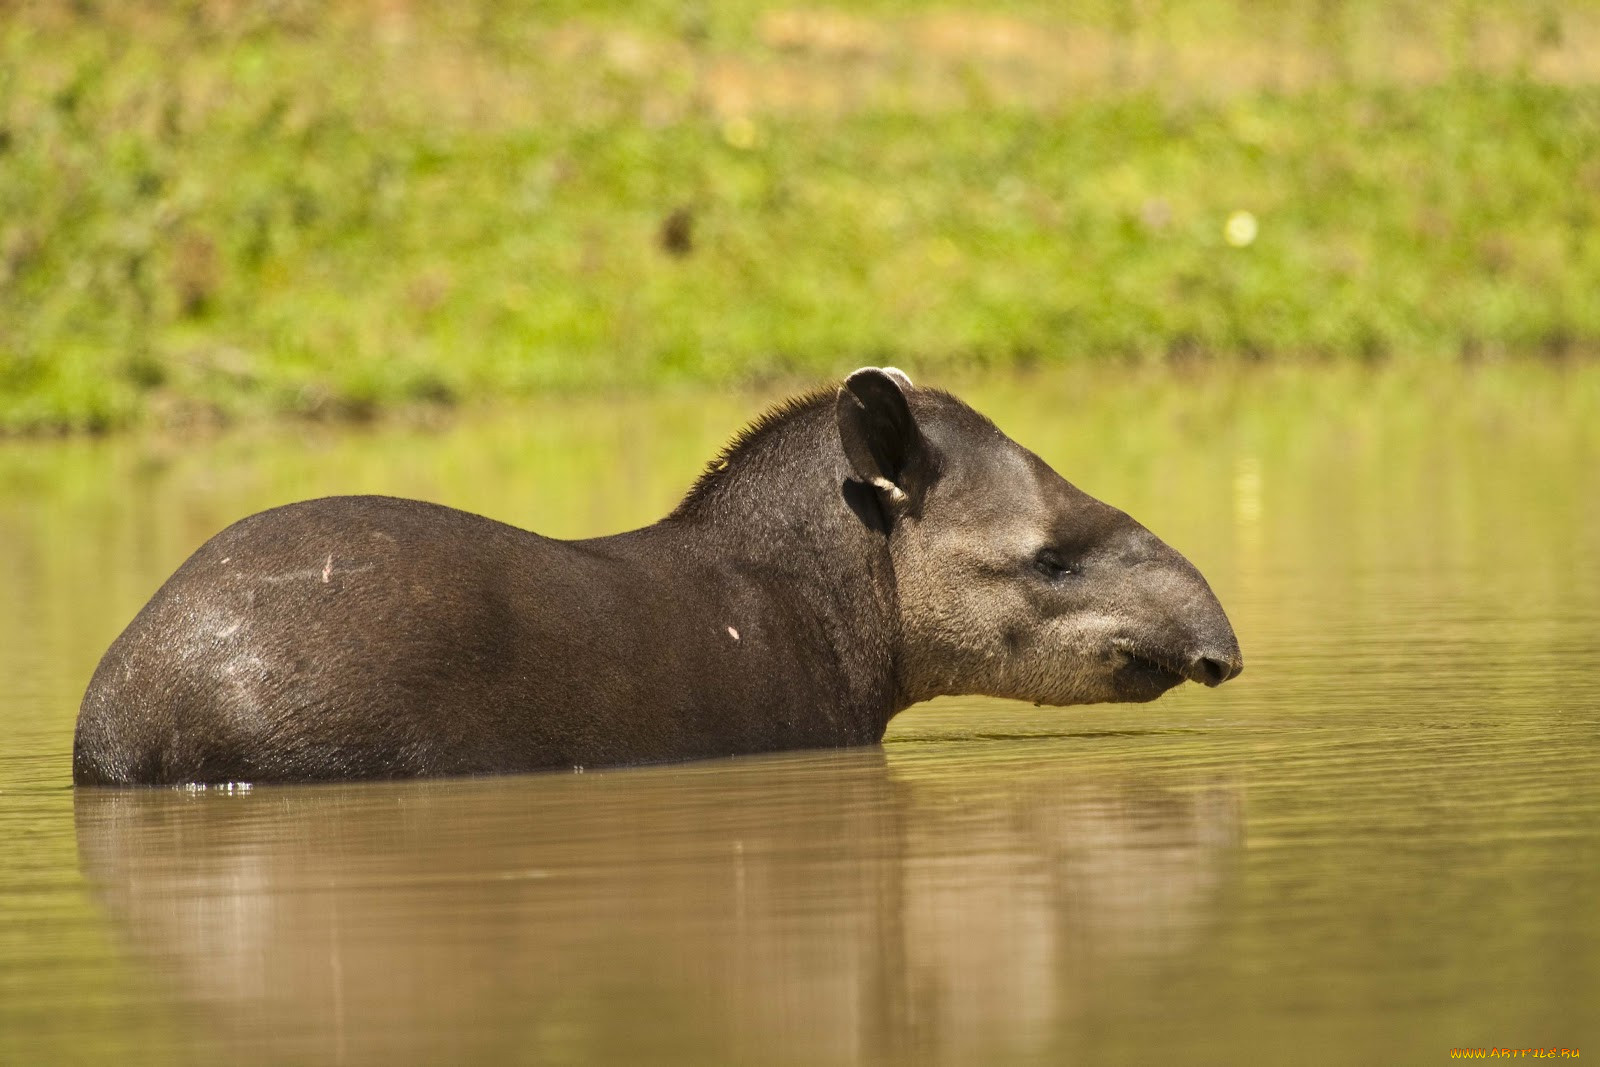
1,0,1596,431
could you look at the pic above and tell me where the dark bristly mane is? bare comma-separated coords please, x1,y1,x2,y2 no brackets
668,385,837,519
668,384,981,521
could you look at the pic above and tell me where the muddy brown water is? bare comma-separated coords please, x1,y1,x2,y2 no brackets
2,369,1597,1064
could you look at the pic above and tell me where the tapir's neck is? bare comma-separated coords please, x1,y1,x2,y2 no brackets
631,399,910,733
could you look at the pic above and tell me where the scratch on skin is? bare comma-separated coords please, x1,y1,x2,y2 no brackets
259,562,374,584
727,626,740,641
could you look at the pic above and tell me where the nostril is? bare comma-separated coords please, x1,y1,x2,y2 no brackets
1191,655,1243,687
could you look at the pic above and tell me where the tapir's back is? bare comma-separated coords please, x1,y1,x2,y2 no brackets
72,493,862,785
73,496,589,784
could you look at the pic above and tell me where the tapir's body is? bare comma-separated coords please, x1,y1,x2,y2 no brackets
76,498,893,783
75,370,1242,786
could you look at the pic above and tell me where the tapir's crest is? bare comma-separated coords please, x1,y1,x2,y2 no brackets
75,368,1240,786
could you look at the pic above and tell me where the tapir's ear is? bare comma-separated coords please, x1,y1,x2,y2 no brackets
836,367,926,511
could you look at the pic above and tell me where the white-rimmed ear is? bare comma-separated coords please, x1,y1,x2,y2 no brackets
836,367,927,511
879,366,913,390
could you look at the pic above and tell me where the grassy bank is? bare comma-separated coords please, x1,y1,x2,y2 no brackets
2,1,1598,432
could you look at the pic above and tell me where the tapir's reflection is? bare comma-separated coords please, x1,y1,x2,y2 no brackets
76,748,1242,1064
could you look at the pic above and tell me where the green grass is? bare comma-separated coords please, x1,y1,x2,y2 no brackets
1,1,1598,431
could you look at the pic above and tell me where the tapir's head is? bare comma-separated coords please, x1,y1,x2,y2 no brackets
837,367,1242,707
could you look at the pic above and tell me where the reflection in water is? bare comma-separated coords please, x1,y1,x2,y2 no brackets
75,753,1240,1065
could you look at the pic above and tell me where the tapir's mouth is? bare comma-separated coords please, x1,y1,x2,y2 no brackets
1110,641,1189,701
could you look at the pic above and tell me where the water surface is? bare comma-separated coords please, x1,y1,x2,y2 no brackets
3,366,1598,1063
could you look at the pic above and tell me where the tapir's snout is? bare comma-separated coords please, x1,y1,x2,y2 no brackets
1182,646,1243,688
1112,614,1241,699
1181,582,1243,687
1119,531,1243,695
1170,581,1243,688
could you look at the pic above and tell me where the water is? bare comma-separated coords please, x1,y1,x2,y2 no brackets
3,366,1598,1064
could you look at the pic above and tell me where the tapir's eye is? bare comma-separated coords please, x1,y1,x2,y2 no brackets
1032,548,1080,580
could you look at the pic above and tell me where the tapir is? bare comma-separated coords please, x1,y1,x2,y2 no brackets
73,368,1242,786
